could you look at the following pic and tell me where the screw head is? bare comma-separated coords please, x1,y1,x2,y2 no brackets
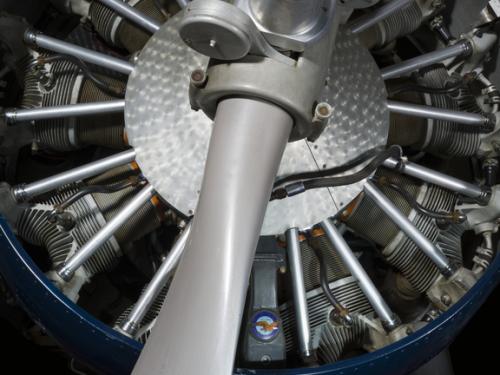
441,294,452,306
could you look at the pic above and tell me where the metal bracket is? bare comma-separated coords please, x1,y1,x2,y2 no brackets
179,0,295,65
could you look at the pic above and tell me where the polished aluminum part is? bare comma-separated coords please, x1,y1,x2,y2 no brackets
179,0,295,65
119,222,192,336
350,0,414,34
381,40,472,80
235,0,338,51
24,30,134,75
96,0,161,33
286,228,313,359
387,100,489,126
382,158,487,200
321,219,399,331
364,181,455,277
133,98,292,375
57,184,155,281
4,100,125,123
12,149,136,202
176,0,189,8
125,16,389,234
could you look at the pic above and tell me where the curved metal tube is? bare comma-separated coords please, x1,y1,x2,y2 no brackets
133,98,292,375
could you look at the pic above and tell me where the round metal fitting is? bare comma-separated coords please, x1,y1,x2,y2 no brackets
179,0,253,61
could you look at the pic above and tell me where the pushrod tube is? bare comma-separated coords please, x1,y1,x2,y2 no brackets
387,100,489,126
382,158,487,200
12,149,136,202
119,222,192,336
364,181,455,277
286,228,313,359
133,98,293,375
350,0,414,34
4,100,125,123
381,40,472,80
321,219,400,331
57,184,156,281
24,30,134,75
97,0,160,33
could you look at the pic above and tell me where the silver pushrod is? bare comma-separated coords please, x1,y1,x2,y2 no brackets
4,100,125,123
24,30,134,75
321,219,399,331
350,0,414,34
97,0,160,33
57,184,156,281
387,100,490,127
382,158,487,200
286,228,313,359
119,222,192,336
364,181,455,277
381,40,472,80
12,149,136,202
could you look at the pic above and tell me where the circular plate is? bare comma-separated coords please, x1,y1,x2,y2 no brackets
125,15,389,235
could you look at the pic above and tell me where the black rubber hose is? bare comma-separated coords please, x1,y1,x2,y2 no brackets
375,177,466,223
36,54,126,98
50,177,144,215
271,146,402,200
274,146,386,188
310,240,352,326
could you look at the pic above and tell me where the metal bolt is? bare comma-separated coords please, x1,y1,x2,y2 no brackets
260,355,271,363
279,265,287,274
315,102,333,120
190,69,207,88
209,39,217,48
441,294,452,306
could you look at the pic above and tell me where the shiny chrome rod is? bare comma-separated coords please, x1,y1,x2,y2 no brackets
321,219,400,331
56,184,156,281
24,30,134,75
12,149,136,202
387,100,490,127
286,227,313,359
350,0,414,34
382,158,488,200
381,40,472,80
364,181,455,278
119,222,192,336
97,0,160,33
4,100,125,123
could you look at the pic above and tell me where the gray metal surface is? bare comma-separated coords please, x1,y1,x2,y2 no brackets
96,0,161,33
364,181,455,277
235,0,338,51
380,41,471,80
4,100,125,123
12,149,136,202
382,158,487,199
133,98,292,375
125,17,389,235
350,0,414,34
286,228,313,359
179,0,295,65
57,184,155,281
387,100,487,126
119,222,191,336
321,219,400,331
24,30,134,75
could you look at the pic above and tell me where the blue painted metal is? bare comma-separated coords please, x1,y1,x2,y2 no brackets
0,215,498,375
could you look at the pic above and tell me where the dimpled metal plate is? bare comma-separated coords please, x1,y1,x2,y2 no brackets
125,16,389,235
